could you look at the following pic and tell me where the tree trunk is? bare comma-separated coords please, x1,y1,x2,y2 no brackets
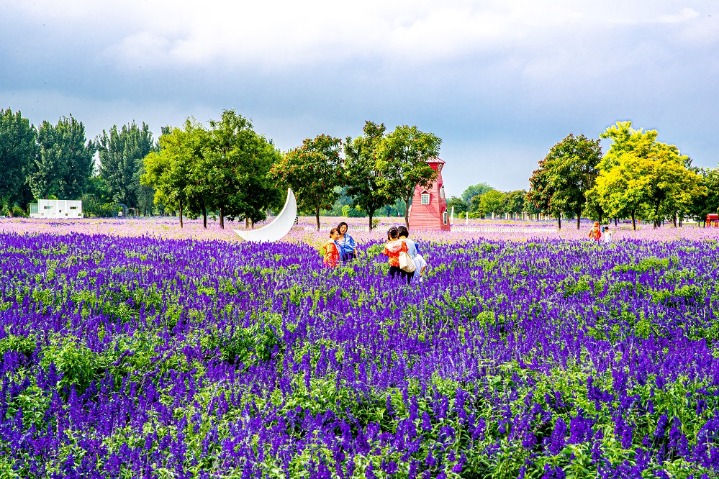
576,212,581,230
557,215,562,230
614,218,618,227
219,206,225,229
368,212,374,231
631,211,636,230
202,206,207,228
404,197,410,228
315,207,321,231
179,200,184,229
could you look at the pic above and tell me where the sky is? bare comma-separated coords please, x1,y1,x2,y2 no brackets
1,1,718,196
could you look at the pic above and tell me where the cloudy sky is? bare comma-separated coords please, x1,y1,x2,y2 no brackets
2,1,718,196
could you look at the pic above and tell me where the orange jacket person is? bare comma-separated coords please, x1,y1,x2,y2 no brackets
323,228,341,267
382,226,409,280
588,222,602,242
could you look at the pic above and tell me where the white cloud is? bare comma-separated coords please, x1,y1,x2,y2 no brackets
5,1,719,193
9,1,717,71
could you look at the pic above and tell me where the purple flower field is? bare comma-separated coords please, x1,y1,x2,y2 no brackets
1,228,719,478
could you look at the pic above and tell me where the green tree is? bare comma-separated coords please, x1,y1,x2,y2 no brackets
0,108,38,213
344,121,394,230
80,176,116,217
141,121,203,228
376,125,441,228
461,182,495,206
271,134,344,231
504,190,527,216
688,167,719,223
477,189,506,218
204,110,282,229
590,155,643,229
446,196,467,216
29,116,94,201
97,122,155,211
590,121,704,229
642,148,704,227
136,161,156,216
527,133,601,229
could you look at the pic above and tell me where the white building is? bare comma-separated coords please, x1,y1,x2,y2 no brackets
29,199,83,219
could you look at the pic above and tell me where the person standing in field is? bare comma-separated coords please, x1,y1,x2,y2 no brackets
336,221,357,262
603,226,613,243
398,225,428,283
382,226,408,280
323,228,341,267
397,225,418,285
588,221,602,242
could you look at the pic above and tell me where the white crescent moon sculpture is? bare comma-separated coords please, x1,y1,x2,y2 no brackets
234,188,297,242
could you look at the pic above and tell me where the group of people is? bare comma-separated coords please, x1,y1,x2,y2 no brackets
588,221,613,243
322,221,428,284
382,225,427,284
322,221,357,268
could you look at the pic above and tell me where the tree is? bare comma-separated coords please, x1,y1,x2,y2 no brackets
376,125,441,228
461,182,495,206
97,122,155,211
29,116,94,201
640,146,704,227
271,134,344,231
344,121,394,230
136,162,156,216
80,176,115,217
457,182,496,218
0,108,37,213
203,110,282,229
590,121,704,229
504,190,527,216
446,196,467,216
527,134,601,229
688,167,719,223
477,190,506,218
141,121,203,228
590,154,644,229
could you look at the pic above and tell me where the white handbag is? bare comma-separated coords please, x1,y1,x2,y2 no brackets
399,251,416,273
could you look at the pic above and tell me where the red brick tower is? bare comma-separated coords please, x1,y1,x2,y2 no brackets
408,158,450,231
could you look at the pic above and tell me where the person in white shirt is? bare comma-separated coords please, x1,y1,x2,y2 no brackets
603,226,613,243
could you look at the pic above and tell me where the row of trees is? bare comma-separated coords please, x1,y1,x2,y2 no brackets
271,121,441,230
141,117,441,230
141,111,283,229
526,122,718,229
1,108,440,229
5,106,715,229
0,108,156,217
446,183,528,219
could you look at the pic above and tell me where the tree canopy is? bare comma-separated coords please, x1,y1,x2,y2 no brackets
29,116,94,201
141,120,201,227
141,112,281,229
0,108,37,213
589,121,704,229
97,122,155,211
527,134,601,229
344,121,394,230
271,134,344,231
376,125,441,228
